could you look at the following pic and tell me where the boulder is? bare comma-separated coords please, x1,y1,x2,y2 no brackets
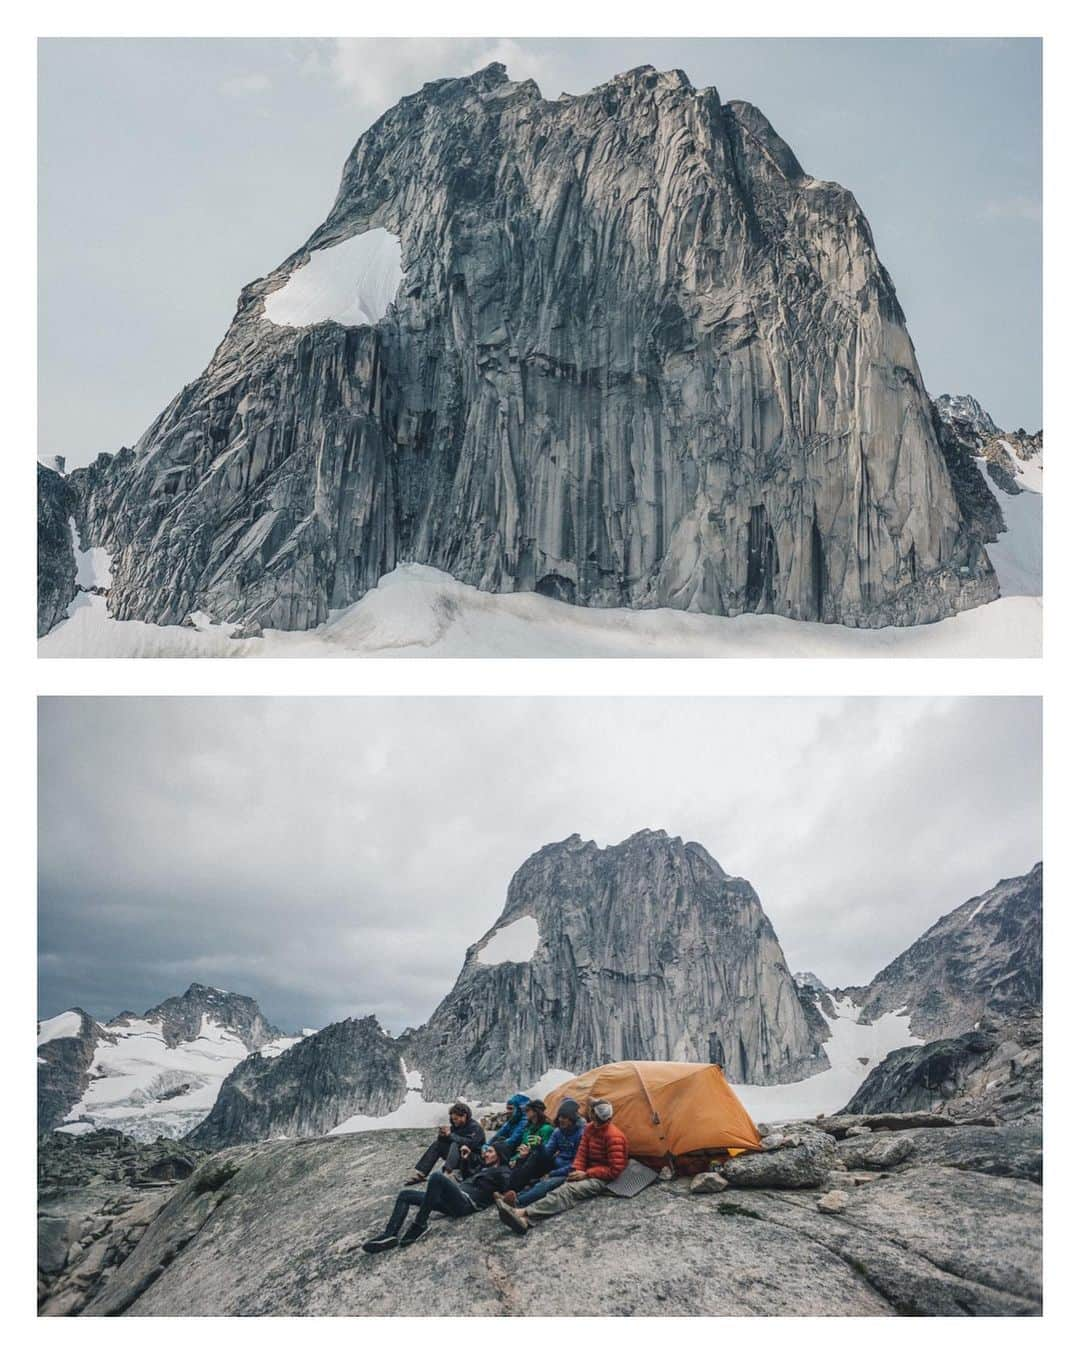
723,1125,837,1189
816,1190,847,1214
840,1136,915,1170
689,1171,728,1195
38,1215,77,1275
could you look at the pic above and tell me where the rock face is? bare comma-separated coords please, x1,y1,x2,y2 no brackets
850,863,1042,1040
37,463,78,636
188,1017,405,1148
845,1011,1042,1122
407,829,826,1099
67,1123,1039,1316
52,63,997,638
38,1010,100,1132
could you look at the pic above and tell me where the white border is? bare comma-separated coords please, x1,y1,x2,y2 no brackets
6,3,1073,1340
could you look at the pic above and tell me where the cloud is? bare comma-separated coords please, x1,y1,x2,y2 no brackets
220,72,273,98
983,195,1042,223
306,37,553,119
38,698,1041,1036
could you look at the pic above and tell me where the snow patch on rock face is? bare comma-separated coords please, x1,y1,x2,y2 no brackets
258,1030,312,1060
263,229,403,329
68,517,112,589
735,996,922,1124
39,562,1042,659
476,916,540,965
977,462,1042,598
330,1058,440,1133
38,1011,85,1047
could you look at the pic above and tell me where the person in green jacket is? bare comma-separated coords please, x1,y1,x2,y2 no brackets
506,1100,554,1182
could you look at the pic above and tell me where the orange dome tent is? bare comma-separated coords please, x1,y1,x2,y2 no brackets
543,1060,761,1171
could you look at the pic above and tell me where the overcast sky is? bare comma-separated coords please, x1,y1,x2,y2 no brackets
38,697,1041,1034
38,36,1041,468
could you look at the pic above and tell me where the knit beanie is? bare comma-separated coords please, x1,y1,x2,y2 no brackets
555,1098,580,1125
591,1099,614,1122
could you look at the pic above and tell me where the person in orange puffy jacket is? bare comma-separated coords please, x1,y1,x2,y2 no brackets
494,1098,628,1235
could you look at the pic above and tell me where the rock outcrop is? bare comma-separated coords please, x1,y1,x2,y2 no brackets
407,829,826,1098
188,1017,405,1148
934,393,1043,501
48,63,998,638
38,1130,208,1316
38,1010,100,1132
844,1010,1042,1122
37,463,78,637
848,863,1042,1040
52,1122,1040,1316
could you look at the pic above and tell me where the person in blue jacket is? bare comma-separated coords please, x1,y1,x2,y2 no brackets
490,1093,531,1152
504,1098,585,1207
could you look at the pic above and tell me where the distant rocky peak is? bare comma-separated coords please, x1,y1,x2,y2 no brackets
128,983,281,1052
854,863,1042,1040
935,393,1003,443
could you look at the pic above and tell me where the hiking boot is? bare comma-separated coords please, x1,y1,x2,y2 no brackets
361,1232,399,1254
494,1194,529,1236
399,1222,430,1247
499,1190,518,1206
405,1171,427,1185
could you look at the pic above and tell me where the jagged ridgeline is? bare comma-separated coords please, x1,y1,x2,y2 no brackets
47,64,997,635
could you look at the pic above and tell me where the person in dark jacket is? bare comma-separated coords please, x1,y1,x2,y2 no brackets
508,1098,585,1206
406,1101,485,1183
490,1093,531,1152
363,1140,513,1252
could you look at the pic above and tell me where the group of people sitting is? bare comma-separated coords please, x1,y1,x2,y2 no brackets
362,1091,629,1252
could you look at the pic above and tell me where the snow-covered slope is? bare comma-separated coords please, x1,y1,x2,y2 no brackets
40,984,301,1142
978,461,1042,597
59,1015,301,1142
734,995,922,1124
39,563,1041,658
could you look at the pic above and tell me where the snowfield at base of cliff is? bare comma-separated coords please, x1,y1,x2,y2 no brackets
39,567,1041,659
